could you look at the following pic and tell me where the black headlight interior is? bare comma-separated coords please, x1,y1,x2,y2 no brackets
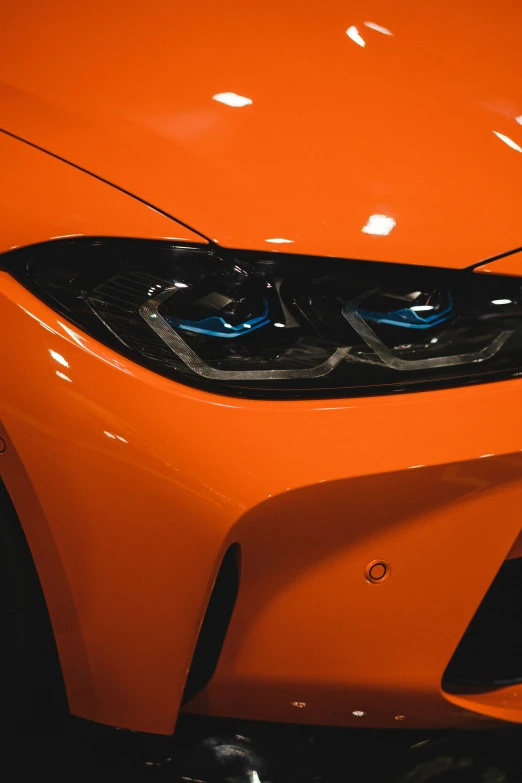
3,238,522,399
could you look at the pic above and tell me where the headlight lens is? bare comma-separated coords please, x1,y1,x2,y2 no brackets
5,238,522,399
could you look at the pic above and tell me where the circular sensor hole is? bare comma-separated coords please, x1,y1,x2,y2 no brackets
365,559,391,584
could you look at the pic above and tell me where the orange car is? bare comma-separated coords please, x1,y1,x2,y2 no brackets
2,0,522,740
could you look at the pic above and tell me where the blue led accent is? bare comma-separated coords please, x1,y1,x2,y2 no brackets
167,298,271,338
359,294,454,330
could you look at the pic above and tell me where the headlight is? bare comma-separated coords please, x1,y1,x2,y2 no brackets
5,238,522,399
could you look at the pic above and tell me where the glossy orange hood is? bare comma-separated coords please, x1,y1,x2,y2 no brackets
2,0,522,269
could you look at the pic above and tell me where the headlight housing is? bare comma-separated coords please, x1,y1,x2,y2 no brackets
4,238,522,399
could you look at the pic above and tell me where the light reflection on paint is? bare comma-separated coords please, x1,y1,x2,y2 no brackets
493,131,522,153
346,26,366,47
362,214,396,236
212,92,252,108
364,21,393,36
49,349,69,367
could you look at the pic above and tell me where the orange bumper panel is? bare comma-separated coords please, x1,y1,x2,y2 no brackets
1,273,522,733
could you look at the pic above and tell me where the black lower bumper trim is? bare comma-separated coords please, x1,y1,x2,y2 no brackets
443,556,522,692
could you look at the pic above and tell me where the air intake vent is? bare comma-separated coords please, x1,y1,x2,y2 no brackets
182,545,240,704
443,557,522,692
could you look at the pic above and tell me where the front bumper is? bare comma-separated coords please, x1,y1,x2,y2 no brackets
1,271,522,734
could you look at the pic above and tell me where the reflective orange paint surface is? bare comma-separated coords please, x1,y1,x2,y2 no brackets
185,464,522,729
2,266,522,731
2,0,522,267
477,250,522,277
0,132,202,253
3,0,522,736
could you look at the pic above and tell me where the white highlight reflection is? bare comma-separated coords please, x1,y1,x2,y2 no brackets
492,299,512,305
362,214,396,236
104,431,128,443
493,131,522,153
57,321,136,376
265,238,294,244
364,21,393,36
49,349,69,367
346,26,366,47
516,116,522,125
19,307,59,335
212,92,252,108
56,371,72,382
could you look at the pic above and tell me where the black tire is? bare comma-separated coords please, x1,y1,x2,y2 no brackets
0,478,67,731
